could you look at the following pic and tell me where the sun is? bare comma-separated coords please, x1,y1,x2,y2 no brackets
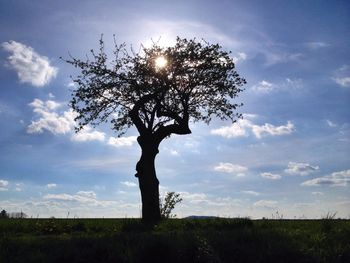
155,56,167,69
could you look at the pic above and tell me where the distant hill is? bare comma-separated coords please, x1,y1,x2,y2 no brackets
184,215,220,219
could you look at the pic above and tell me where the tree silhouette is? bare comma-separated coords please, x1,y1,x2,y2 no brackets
65,37,245,222
0,209,8,218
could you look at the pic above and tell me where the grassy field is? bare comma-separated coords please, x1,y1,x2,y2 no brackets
0,218,349,263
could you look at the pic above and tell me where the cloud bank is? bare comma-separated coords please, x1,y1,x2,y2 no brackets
302,170,350,187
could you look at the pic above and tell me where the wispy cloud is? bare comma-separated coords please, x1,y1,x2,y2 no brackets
252,80,274,93
263,51,303,66
242,190,260,196
305,41,330,50
179,191,208,204
46,183,57,189
68,157,129,170
251,78,303,94
1,41,57,87
260,172,281,180
0,180,9,191
43,190,116,207
285,162,319,176
140,20,237,48
232,52,247,63
326,120,337,128
302,170,350,187
14,183,23,192
253,200,278,209
214,162,248,177
121,181,137,187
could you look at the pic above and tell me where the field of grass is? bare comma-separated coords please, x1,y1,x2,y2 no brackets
0,218,349,263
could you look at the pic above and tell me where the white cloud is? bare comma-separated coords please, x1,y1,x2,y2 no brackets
27,99,77,135
252,80,274,93
253,200,278,209
333,65,350,88
1,40,57,87
170,149,179,156
108,136,137,147
285,162,319,176
232,52,247,63
121,181,137,187
28,99,106,143
46,183,57,189
214,162,248,177
242,190,260,196
71,126,106,142
333,77,350,88
211,117,294,139
0,180,9,191
251,121,294,139
45,100,61,110
311,192,323,195
260,172,281,180
301,170,350,187
242,113,258,119
211,119,248,138
29,98,61,110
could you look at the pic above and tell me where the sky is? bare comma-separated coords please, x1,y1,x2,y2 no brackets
0,0,349,219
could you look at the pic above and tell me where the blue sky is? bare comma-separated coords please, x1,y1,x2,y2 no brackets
0,0,349,219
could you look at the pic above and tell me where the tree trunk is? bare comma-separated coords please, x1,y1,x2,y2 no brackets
135,135,161,222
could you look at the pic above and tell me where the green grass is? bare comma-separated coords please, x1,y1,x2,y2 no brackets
0,218,349,262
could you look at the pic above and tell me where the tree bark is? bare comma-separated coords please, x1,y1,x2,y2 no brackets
135,135,161,222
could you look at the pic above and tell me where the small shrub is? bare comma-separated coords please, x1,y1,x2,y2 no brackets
160,192,182,219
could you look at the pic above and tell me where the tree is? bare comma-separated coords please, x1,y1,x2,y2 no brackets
160,192,183,219
64,37,245,222
0,209,8,218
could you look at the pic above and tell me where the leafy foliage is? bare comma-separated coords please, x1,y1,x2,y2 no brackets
64,37,245,139
160,192,183,219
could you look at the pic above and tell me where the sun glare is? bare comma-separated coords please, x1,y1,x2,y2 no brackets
155,56,167,69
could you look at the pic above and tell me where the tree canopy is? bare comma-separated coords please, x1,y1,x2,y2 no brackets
65,37,246,143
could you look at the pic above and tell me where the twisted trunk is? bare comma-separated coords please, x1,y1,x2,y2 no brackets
135,135,161,222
